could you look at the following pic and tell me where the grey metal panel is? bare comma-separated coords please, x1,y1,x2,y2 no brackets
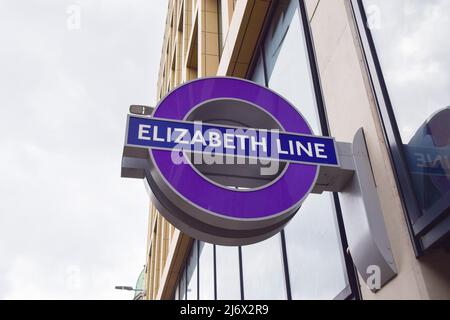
338,128,397,291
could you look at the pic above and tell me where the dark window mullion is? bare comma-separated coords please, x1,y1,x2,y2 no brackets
280,230,292,300
238,246,244,300
261,47,269,87
197,240,200,300
213,244,217,300
261,38,293,300
184,264,187,299
332,193,362,299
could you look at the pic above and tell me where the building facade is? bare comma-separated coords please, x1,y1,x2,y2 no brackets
143,0,450,300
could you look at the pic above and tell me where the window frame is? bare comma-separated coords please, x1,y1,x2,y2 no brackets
179,263,187,300
350,0,450,254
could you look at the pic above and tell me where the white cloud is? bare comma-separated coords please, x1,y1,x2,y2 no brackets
0,0,167,299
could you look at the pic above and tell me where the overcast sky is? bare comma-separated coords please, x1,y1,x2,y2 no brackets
364,0,450,142
0,1,167,299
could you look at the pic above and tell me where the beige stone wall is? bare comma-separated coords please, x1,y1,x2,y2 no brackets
305,0,450,299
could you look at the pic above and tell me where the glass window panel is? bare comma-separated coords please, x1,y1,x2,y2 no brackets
216,245,241,300
241,234,286,299
284,194,348,299
186,240,198,300
199,241,215,300
265,1,320,133
252,0,349,299
180,266,186,300
251,53,266,86
362,0,450,222
192,0,196,24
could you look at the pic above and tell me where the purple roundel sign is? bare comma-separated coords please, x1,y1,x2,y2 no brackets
122,77,339,245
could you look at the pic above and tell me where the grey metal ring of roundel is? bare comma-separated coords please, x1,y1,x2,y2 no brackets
145,77,319,246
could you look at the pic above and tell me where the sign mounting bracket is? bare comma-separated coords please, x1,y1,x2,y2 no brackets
312,128,397,291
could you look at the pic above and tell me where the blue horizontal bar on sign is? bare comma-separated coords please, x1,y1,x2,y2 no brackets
126,116,339,167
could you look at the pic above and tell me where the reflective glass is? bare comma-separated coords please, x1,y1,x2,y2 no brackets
251,53,266,86
252,0,349,299
241,234,286,299
362,0,450,221
216,245,241,299
199,242,215,300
